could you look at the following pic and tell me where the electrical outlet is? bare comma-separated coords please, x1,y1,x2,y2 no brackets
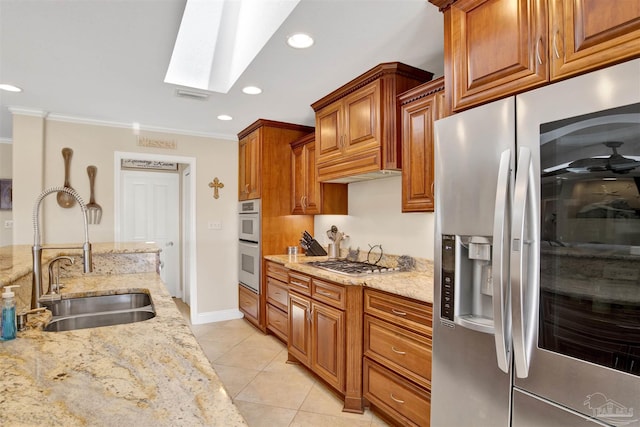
208,221,222,230
4,220,13,229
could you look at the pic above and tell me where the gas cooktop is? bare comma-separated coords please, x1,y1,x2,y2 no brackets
307,260,400,276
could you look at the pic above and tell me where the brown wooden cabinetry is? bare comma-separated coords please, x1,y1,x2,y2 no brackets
431,0,640,112
399,77,445,212
237,120,315,332
290,132,348,215
363,288,433,426
265,260,289,342
238,128,261,200
311,62,433,182
287,271,364,413
238,284,259,327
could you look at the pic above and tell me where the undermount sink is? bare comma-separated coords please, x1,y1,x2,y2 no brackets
42,292,156,332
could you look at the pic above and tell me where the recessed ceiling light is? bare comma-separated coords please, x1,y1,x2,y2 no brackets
242,86,262,95
217,114,233,121
286,33,314,49
0,84,22,92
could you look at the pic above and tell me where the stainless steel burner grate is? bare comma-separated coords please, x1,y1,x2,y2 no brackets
307,260,399,276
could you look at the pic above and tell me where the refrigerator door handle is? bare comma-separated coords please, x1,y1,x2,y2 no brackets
511,146,540,378
492,149,512,373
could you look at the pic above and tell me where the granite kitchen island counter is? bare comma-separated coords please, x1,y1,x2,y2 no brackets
0,244,247,427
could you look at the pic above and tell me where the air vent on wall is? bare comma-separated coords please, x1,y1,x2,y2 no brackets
175,88,210,100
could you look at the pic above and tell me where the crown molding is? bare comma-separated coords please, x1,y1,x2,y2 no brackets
8,107,236,141
46,113,237,141
8,107,48,118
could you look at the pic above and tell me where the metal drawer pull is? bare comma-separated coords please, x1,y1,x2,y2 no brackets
391,308,407,316
290,281,305,287
390,393,405,404
391,346,406,355
316,290,332,297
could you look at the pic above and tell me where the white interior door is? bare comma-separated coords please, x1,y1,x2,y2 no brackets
120,170,181,297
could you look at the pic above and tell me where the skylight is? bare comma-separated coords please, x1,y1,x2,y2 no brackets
164,0,301,94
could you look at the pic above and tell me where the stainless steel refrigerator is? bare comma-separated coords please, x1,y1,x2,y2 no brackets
432,58,640,427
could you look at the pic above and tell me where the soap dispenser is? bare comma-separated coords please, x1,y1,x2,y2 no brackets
1,285,19,341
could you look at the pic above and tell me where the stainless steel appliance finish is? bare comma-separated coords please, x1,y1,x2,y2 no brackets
432,59,640,427
238,199,260,243
307,259,399,276
238,199,261,293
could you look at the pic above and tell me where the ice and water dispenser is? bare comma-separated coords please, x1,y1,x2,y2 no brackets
441,234,497,334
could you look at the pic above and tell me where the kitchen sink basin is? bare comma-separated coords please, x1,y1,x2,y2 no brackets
42,292,156,332
43,292,152,316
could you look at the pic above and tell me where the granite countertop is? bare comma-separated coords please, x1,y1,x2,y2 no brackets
0,242,163,286
264,254,434,303
0,244,247,427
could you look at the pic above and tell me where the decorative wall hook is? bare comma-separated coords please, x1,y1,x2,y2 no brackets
208,177,224,199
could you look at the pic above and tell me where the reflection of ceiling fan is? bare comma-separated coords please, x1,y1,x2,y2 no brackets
566,141,640,174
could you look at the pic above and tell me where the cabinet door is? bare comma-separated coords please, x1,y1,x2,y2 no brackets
288,292,311,366
302,141,321,214
549,0,640,80
342,80,381,156
238,129,260,200
311,301,345,391
401,91,437,212
315,101,343,164
450,0,548,111
290,143,306,214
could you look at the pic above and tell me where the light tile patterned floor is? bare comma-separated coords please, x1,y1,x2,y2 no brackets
174,299,390,427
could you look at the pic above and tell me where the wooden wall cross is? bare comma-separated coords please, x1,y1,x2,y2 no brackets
208,177,224,199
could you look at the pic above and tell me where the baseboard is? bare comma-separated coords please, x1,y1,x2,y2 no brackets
191,308,244,325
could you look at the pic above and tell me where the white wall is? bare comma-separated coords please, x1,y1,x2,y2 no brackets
11,114,239,319
314,176,435,260
0,142,12,246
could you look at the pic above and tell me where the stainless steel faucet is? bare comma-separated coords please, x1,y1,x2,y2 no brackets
31,186,93,309
46,256,74,297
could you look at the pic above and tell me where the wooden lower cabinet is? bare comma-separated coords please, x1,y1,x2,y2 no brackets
265,261,289,342
238,284,259,328
287,272,364,413
364,358,431,427
364,288,433,426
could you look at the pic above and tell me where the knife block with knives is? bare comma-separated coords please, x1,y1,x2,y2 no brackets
300,231,327,256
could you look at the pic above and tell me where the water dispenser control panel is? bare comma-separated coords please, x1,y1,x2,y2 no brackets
441,234,456,322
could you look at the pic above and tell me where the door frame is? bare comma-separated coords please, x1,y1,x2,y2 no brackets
114,151,198,322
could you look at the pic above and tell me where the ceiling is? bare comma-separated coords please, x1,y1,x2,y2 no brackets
0,0,444,142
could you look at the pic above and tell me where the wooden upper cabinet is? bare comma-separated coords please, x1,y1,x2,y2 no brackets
290,132,348,215
448,0,549,111
238,128,261,200
399,77,445,213
549,0,640,80
237,119,313,205
434,0,640,112
312,62,433,182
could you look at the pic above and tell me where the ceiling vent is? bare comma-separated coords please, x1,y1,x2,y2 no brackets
175,88,210,100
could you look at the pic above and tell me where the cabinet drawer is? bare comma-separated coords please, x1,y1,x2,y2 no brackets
266,277,288,312
364,315,431,389
239,284,259,322
265,260,289,283
364,358,431,427
289,271,311,296
365,288,432,337
267,303,288,342
311,278,346,310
